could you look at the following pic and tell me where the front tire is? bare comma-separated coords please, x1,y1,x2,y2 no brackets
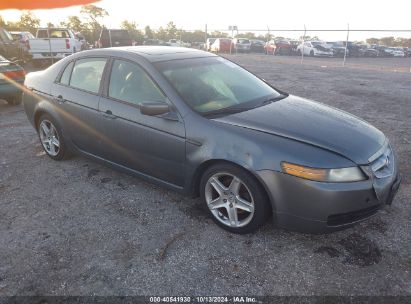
200,163,271,234
37,114,69,161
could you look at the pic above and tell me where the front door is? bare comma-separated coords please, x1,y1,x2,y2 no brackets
98,58,186,187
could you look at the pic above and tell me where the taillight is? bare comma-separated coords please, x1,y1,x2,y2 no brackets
2,70,26,79
65,38,70,49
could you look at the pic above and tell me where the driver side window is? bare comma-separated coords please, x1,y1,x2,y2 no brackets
108,59,166,106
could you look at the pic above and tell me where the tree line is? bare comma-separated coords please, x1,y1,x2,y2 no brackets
1,5,411,47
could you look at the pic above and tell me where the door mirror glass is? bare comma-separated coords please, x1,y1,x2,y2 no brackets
140,102,170,116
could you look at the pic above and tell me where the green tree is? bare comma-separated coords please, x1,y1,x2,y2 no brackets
166,21,178,39
183,30,206,43
120,20,144,44
156,27,168,41
237,32,256,39
12,11,40,33
0,15,6,28
145,25,154,39
379,36,395,46
65,16,83,33
80,5,108,42
366,38,379,45
46,22,55,28
210,31,228,38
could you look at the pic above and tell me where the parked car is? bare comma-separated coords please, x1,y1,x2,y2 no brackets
210,38,232,53
10,31,35,62
249,39,265,53
143,39,170,46
26,28,81,64
274,39,293,55
289,40,300,55
168,39,191,47
0,27,20,60
96,29,133,48
264,40,276,55
384,47,406,57
357,45,378,57
74,32,88,51
370,45,393,57
10,31,35,42
23,46,401,234
231,38,251,53
402,47,411,57
326,41,348,57
0,55,25,105
205,38,216,51
297,41,333,57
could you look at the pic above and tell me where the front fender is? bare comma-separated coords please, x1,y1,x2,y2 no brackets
183,113,356,197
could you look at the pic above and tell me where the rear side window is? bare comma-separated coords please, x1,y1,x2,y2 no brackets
108,59,166,105
70,58,107,94
59,61,74,85
49,30,70,38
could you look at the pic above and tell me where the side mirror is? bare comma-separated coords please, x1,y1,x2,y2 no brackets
140,102,171,116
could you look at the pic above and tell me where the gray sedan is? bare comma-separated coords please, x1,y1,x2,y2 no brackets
22,47,401,234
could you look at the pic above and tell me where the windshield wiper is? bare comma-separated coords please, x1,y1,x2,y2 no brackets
203,94,288,118
260,94,287,105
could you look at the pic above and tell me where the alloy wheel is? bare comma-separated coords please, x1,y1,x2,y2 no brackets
39,120,60,156
205,172,255,228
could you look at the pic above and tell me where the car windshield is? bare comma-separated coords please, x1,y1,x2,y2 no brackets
155,57,284,115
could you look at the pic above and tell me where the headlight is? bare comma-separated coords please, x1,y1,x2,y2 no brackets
281,162,367,182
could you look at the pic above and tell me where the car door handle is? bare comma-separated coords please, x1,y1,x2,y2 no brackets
54,95,65,103
102,110,117,119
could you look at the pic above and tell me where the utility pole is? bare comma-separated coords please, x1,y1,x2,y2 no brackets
343,23,350,67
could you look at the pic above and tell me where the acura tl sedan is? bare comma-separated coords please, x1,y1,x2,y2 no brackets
22,47,401,234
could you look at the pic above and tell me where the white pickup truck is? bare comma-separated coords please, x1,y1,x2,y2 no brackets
26,28,82,63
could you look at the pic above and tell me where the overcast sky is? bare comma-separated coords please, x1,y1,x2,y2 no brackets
1,0,410,41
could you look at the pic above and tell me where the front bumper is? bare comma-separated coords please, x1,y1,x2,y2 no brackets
256,163,400,233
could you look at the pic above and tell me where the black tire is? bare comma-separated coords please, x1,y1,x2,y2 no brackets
200,163,271,234
37,113,69,161
6,94,22,106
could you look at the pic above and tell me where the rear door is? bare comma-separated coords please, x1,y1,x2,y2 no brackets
97,58,186,186
51,57,108,156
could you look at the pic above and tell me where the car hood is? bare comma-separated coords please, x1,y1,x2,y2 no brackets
214,95,385,165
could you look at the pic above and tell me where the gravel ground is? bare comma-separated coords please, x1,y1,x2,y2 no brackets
0,55,410,296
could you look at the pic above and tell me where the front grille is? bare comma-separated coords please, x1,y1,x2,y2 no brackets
327,205,381,226
370,145,394,179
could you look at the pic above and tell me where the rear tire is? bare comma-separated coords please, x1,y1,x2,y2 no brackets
200,163,271,234
37,114,70,161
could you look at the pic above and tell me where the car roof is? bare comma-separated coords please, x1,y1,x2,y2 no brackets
79,46,217,63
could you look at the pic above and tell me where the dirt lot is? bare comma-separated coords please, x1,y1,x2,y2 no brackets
0,55,410,296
